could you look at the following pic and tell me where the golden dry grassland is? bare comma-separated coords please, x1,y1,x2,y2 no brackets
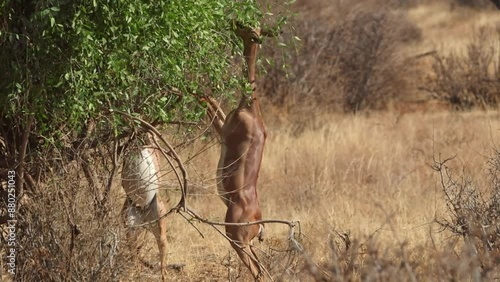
149,109,499,281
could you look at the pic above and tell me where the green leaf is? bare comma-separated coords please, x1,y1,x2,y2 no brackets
1,0,293,146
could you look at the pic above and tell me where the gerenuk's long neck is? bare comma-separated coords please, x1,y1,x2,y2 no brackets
244,40,258,94
240,37,260,111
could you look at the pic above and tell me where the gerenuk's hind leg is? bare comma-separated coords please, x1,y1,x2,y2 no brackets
226,206,264,281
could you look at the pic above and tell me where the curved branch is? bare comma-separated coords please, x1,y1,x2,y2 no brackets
113,110,188,210
185,207,299,230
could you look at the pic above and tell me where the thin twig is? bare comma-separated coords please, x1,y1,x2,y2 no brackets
186,207,299,230
178,211,205,239
102,139,120,210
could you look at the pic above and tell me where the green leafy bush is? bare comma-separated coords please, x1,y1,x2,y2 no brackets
1,0,273,134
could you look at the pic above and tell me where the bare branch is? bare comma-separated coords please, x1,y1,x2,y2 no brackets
16,114,34,197
101,139,121,211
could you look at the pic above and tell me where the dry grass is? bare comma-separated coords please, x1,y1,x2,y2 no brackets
3,109,499,281
147,109,500,281
407,2,500,51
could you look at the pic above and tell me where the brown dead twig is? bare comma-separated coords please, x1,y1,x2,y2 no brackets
114,110,302,280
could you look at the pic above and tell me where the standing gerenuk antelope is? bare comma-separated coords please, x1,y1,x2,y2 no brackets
121,136,168,281
204,25,273,281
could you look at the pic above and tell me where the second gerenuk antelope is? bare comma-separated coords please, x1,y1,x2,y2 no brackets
204,24,274,281
121,136,168,281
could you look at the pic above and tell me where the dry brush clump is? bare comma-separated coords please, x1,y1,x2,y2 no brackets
332,8,421,113
428,27,500,110
302,231,423,282
0,134,180,281
12,177,128,281
260,1,421,114
305,227,500,281
432,152,500,280
0,142,138,281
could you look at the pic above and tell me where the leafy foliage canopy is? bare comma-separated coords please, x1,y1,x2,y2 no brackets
1,0,284,140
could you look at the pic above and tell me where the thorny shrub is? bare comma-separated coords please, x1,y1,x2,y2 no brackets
0,143,130,281
432,151,500,279
301,230,421,281
0,137,180,281
302,219,499,280
332,8,421,113
261,1,421,114
297,149,500,281
429,27,500,110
